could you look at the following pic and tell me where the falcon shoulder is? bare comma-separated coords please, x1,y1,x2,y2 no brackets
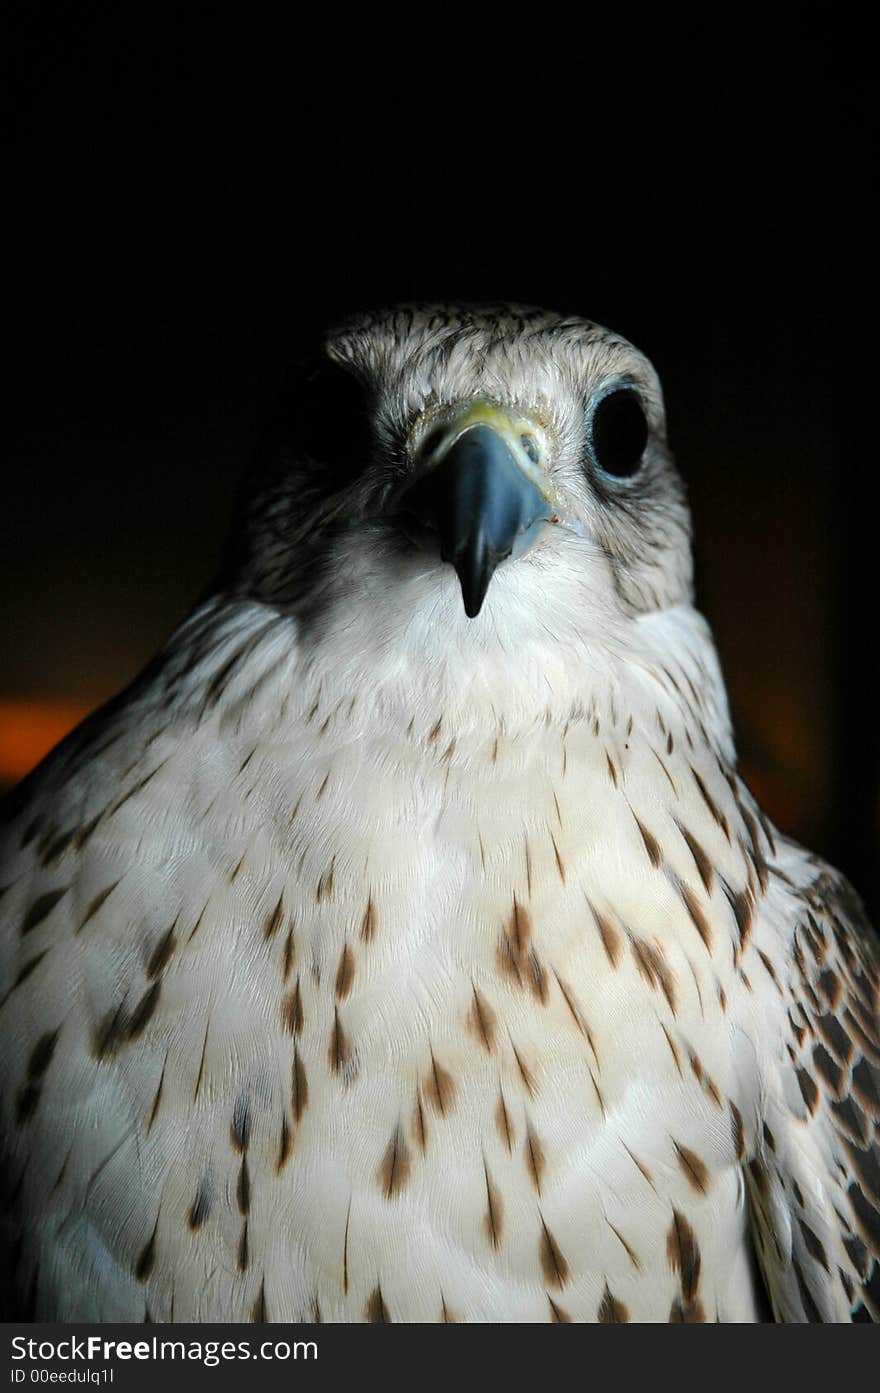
0,598,295,1319
748,849,880,1321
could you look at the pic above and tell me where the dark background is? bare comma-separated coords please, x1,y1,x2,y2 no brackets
2,11,876,915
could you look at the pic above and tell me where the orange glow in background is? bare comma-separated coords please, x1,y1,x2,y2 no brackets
0,701,96,787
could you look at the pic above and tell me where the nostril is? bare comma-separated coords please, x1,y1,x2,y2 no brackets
520,433,539,464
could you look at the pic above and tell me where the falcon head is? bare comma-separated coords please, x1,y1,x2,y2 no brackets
223,305,692,654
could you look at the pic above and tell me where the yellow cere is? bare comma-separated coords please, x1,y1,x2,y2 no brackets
415,398,559,505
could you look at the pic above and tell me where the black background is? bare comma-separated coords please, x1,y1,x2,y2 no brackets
2,10,876,914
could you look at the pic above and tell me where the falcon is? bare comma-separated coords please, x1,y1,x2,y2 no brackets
1,305,877,1323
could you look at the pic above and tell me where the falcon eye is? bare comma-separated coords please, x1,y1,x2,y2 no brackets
294,358,374,482
587,387,648,480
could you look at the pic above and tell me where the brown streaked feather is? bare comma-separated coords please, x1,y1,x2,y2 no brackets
669,1296,708,1322
552,969,594,1050
588,1066,606,1119
365,1285,390,1323
328,1006,350,1074
661,1021,683,1076
630,935,677,1014
335,943,355,999
236,1157,251,1215
291,1048,308,1122
730,1100,746,1160
666,1209,702,1301
377,1127,411,1199
623,1141,656,1190
597,1284,629,1322
676,823,714,894
237,1221,249,1272
281,926,296,981
424,1050,455,1116
250,1280,267,1323
147,1056,167,1133
468,985,497,1052
690,766,728,839
340,1202,352,1295
607,1219,641,1270
147,922,177,978
495,1090,514,1153
412,1092,428,1155
508,896,531,958
749,863,880,1321
15,1027,60,1123
538,1216,569,1289
677,880,714,952
633,814,662,869
193,1020,210,1101
276,1116,292,1172
134,1220,159,1282
511,1041,537,1097
588,900,621,968
724,882,755,952
673,1141,710,1194
229,1097,250,1153
188,1179,212,1231
543,817,564,878
20,891,67,936
0,948,49,1007
127,981,161,1041
262,894,285,940
524,1122,546,1194
482,1162,505,1250
548,1296,572,1322
316,857,335,902
526,950,549,1004
281,979,304,1037
92,1000,128,1062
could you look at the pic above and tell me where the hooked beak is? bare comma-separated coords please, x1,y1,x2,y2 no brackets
396,403,554,617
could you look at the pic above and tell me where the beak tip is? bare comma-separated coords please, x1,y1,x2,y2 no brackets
451,541,494,619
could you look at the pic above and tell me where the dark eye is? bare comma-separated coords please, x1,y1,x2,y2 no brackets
293,358,374,482
588,387,648,479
